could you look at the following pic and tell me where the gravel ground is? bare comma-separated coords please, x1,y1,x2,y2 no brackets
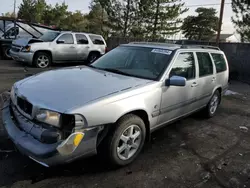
1,60,250,188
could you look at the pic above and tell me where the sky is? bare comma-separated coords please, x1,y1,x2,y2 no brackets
1,0,234,34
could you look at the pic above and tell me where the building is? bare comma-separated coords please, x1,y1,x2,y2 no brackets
210,34,239,43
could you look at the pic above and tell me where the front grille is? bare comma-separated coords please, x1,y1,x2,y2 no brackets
17,97,33,116
11,45,21,52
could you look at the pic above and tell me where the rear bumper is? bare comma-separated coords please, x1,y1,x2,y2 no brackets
2,100,99,167
9,50,34,65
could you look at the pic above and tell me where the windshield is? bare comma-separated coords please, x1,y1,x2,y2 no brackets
91,46,173,80
39,31,60,42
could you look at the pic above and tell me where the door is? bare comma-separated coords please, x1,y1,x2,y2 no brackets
158,52,199,125
193,52,216,109
75,34,90,60
53,33,77,61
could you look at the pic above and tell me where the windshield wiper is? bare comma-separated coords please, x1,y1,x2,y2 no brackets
102,68,131,76
87,64,96,68
87,65,131,76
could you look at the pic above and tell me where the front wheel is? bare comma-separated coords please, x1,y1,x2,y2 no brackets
33,52,51,68
105,114,146,166
2,47,12,60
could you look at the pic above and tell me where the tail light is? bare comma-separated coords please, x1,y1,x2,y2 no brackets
105,47,109,53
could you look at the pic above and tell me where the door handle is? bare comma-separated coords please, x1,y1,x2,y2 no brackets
70,46,75,48
212,77,216,82
191,82,198,87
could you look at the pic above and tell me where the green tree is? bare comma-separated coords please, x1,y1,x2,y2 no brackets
42,3,68,27
232,0,250,42
181,8,219,41
104,0,141,37
34,0,47,23
61,11,88,31
130,0,150,38
87,0,110,38
18,0,36,21
105,0,123,36
146,0,188,39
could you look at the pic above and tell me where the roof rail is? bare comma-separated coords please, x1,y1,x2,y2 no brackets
129,42,179,47
181,45,220,50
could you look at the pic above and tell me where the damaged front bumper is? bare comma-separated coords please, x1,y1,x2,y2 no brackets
1,99,100,167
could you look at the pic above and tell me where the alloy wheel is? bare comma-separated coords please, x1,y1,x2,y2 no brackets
37,55,49,68
209,94,219,115
117,124,142,161
89,54,98,63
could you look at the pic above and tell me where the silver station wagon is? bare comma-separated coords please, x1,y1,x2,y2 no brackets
2,43,229,167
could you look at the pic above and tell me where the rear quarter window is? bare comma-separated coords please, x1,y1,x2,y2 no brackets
211,53,227,73
89,35,105,45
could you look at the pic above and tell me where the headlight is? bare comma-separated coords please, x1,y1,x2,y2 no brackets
36,109,61,127
21,45,31,52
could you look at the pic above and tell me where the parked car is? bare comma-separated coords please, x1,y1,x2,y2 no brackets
2,43,229,167
9,31,107,68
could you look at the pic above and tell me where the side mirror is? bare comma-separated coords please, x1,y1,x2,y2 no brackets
165,76,186,87
57,39,65,44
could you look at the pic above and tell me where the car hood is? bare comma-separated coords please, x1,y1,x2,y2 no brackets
15,66,152,113
12,37,43,47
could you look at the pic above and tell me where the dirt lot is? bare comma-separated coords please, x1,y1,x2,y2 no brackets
1,60,250,188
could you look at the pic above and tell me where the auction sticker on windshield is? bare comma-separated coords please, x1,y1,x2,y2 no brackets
151,49,172,55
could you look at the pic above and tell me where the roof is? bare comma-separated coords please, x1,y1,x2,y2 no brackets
123,42,221,51
59,31,103,37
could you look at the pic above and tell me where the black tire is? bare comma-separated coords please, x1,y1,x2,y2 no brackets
33,52,51,68
2,47,12,60
204,90,221,118
87,52,100,64
103,114,146,166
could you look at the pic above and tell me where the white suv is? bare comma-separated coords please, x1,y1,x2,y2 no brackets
10,32,107,68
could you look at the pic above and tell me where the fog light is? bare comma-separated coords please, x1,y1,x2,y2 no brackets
57,132,84,156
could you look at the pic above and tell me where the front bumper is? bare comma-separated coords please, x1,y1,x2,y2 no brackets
1,100,99,167
9,50,34,65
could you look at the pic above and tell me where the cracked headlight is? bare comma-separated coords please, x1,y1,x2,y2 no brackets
21,45,31,52
36,109,61,127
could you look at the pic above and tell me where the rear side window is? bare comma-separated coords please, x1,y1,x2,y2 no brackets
89,35,105,45
211,53,227,73
196,52,213,77
170,52,195,80
76,34,89,44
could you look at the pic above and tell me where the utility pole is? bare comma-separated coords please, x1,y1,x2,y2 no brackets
14,0,17,39
14,0,16,17
216,0,225,46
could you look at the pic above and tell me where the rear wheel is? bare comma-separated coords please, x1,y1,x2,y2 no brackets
87,52,100,64
33,52,51,68
104,114,146,166
204,90,221,118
